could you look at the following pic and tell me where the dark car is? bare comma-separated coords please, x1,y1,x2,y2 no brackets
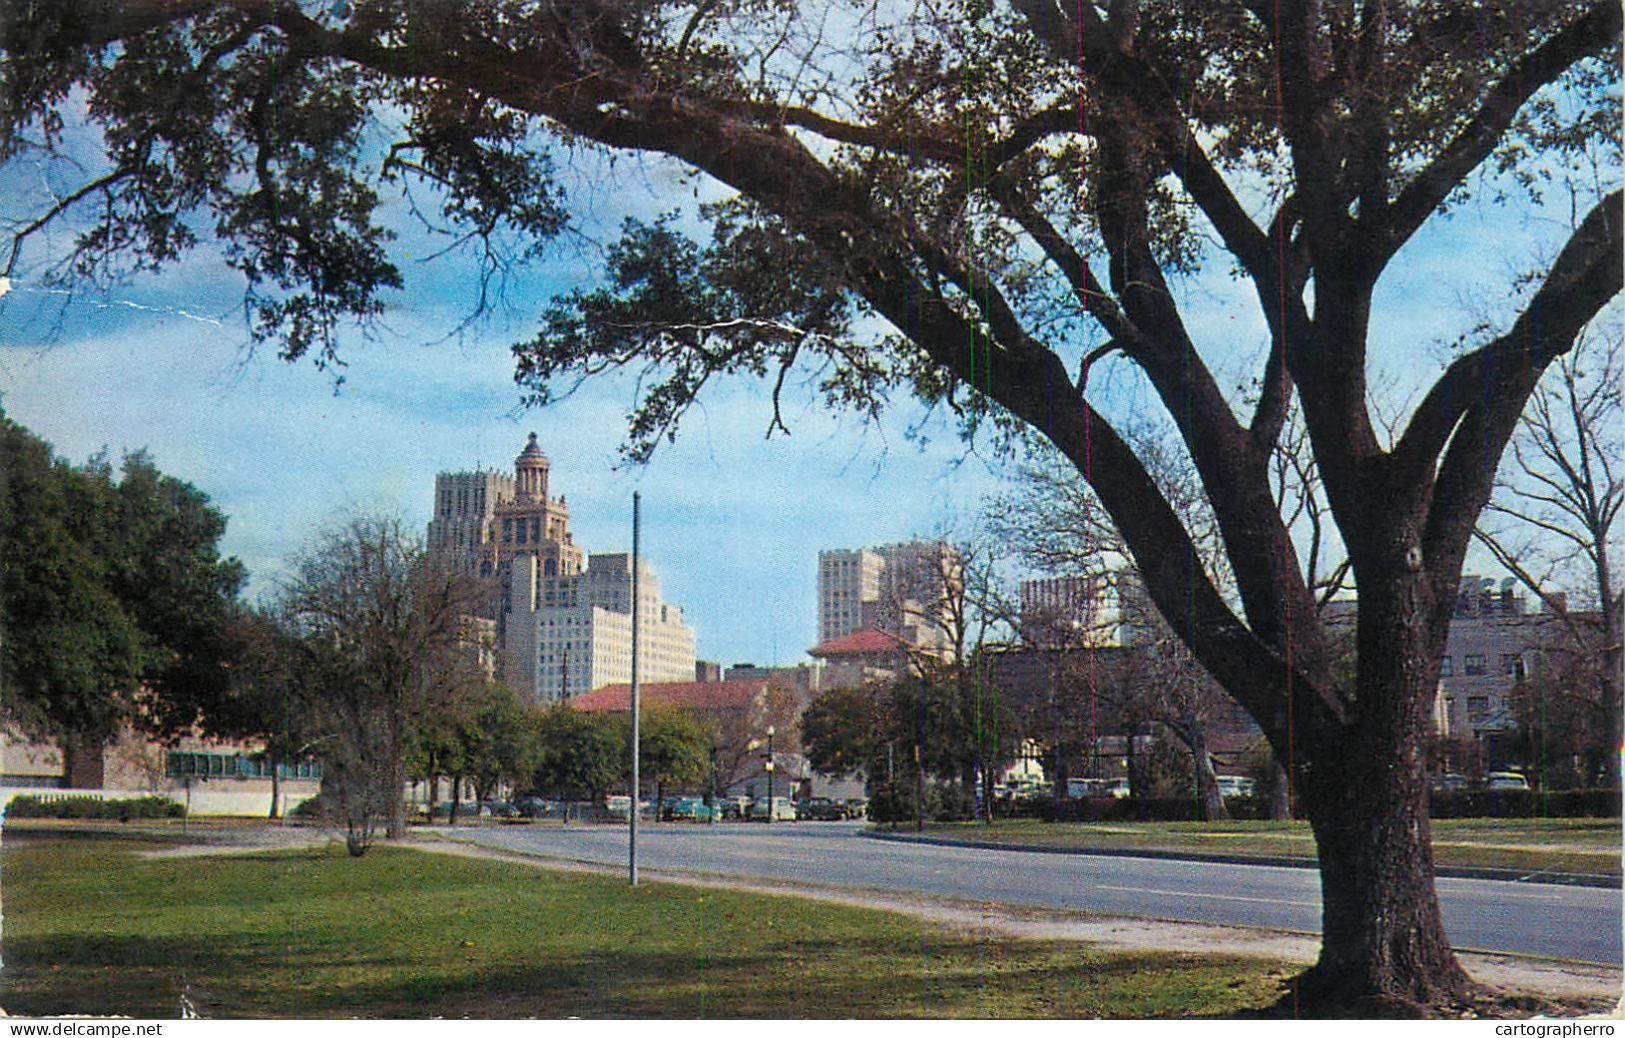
796,797,849,821
514,795,561,819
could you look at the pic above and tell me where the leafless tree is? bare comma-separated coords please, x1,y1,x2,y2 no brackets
990,428,1240,819
1476,331,1622,787
281,514,488,855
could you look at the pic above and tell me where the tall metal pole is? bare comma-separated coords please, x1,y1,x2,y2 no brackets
765,726,775,823
629,491,641,886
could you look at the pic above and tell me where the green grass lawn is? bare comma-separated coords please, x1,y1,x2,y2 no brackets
902,817,1623,875
0,835,1292,1019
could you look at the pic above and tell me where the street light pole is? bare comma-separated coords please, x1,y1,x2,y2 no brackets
629,490,641,886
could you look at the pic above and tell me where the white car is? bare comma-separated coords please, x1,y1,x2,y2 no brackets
1486,772,1529,791
749,796,797,821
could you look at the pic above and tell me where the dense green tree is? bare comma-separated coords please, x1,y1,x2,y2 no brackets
0,411,242,751
639,706,713,810
531,706,625,803
93,450,248,737
0,412,142,746
454,681,540,812
3,1,1620,1012
205,606,316,819
803,673,1014,826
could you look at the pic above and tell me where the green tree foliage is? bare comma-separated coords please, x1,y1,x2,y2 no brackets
409,681,534,823
3,0,1619,1012
94,450,248,736
640,706,713,805
803,673,1015,825
0,410,241,746
205,606,316,819
531,705,625,803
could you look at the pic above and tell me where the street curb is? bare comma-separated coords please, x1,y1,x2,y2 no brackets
861,831,1622,889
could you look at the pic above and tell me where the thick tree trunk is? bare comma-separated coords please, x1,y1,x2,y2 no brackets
1597,575,1621,790
1290,581,1473,1014
1298,756,1470,1013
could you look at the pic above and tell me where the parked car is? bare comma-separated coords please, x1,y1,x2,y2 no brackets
795,797,848,821
1430,772,1470,792
749,796,797,821
514,796,562,819
1067,778,1128,798
606,795,653,819
844,798,869,819
1486,771,1529,791
669,797,716,821
719,795,752,820
482,800,519,818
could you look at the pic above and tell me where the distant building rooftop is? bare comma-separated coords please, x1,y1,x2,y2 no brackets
807,627,906,658
570,679,768,712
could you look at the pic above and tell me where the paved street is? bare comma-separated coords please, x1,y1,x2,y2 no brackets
450,821,1623,965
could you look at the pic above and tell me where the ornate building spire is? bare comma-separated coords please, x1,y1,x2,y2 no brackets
514,431,550,502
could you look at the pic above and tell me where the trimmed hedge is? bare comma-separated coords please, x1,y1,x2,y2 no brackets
4,794,185,819
1023,788,1620,822
1034,795,1271,823
1428,787,1621,819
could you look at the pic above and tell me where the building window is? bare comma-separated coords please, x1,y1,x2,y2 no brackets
1439,656,1453,677
1500,653,1522,676
1464,654,1486,676
1466,697,1490,724
166,752,320,780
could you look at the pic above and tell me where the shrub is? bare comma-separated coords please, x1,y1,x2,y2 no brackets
3,794,183,819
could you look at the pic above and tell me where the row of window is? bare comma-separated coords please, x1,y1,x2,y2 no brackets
1439,653,1524,678
166,752,322,780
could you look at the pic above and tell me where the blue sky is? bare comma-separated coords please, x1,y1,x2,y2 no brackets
0,147,1025,667
0,85,1610,667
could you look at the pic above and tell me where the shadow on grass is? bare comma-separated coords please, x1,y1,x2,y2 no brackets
295,940,1277,1019
3,926,1283,1020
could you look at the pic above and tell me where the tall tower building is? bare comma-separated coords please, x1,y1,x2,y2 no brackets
816,540,959,657
430,433,693,703
427,470,511,577
816,548,884,645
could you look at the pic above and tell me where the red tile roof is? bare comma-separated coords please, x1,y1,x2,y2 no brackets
570,679,767,712
808,627,907,657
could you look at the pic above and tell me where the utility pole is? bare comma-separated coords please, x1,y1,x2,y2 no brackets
629,491,641,886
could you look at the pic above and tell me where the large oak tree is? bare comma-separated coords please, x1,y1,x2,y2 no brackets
2,0,1619,1014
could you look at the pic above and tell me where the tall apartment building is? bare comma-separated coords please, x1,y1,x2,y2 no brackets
816,540,959,656
429,434,693,702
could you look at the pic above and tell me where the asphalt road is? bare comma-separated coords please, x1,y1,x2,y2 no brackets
451,820,1623,965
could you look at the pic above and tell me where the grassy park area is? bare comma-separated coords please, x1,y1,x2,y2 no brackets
901,817,1623,876
0,834,1293,1019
